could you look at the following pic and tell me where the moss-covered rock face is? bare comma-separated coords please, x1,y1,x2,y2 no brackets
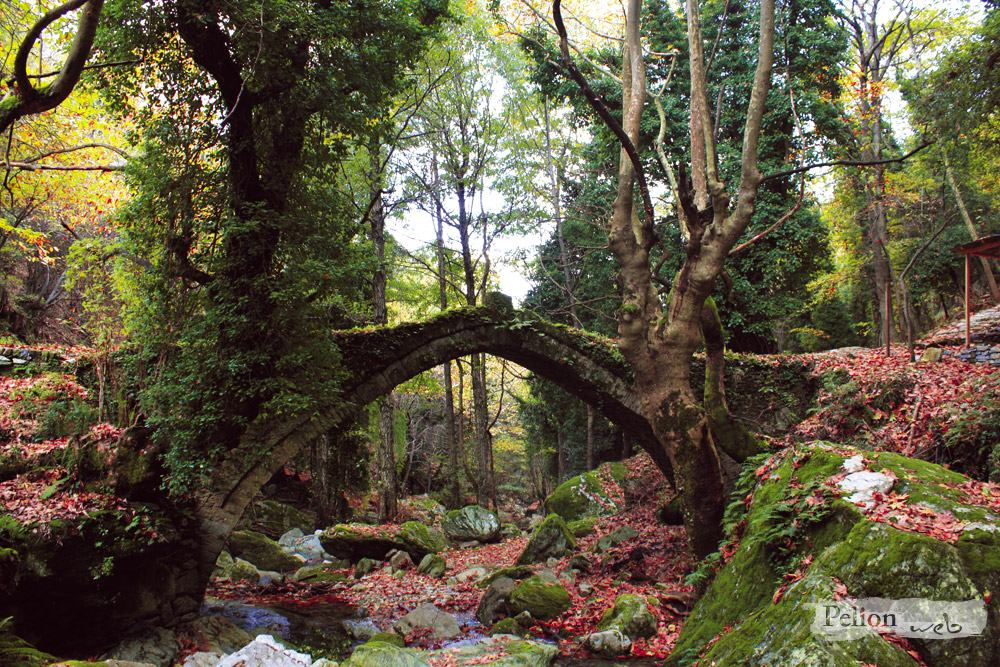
343,640,430,667
442,506,501,543
321,524,408,562
399,521,448,555
516,514,575,565
226,530,302,572
670,444,1000,667
509,576,571,621
292,563,348,584
239,499,315,539
597,594,657,639
543,466,622,522
343,636,557,667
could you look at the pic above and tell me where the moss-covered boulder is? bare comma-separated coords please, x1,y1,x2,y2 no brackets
417,553,447,578
355,557,379,578
597,594,657,639
343,640,430,667
516,514,575,565
399,521,447,555
509,576,571,621
226,530,302,572
566,518,597,538
480,565,535,589
490,618,526,637
398,495,447,525
543,463,624,522
229,557,262,583
240,499,316,539
321,524,408,562
670,443,1000,667
442,505,501,543
292,563,348,584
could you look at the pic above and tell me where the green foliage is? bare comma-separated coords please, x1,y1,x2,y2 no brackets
37,400,99,440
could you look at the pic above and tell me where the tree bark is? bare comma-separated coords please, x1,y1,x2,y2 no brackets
433,153,462,508
944,154,1000,303
369,148,397,522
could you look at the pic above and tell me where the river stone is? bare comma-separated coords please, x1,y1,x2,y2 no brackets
230,558,261,583
389,550,415,570
393,603,461,640
183,652,222,667
597,594,657,639
342,618,381,641
213,550,235,580
179,615,252,654
509,576,570,621
586,629,632,657
355,557,379,578
279,530,328,564
455,565,490,584
228,530,303,572
477,576,516,625
399,521,448,555
102,627,179,667
417,553,447,578
516,514,575,565
217,633,313,667
442,505,501,543
593,525,638,553
428,636,557,667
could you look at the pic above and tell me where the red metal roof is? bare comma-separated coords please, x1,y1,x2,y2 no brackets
954,234,1000,258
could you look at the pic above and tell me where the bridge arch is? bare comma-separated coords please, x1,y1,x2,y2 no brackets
193,306,669,591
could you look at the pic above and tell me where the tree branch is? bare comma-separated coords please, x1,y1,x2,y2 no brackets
552,0,656,243
760,141,933,183
0,0,105,135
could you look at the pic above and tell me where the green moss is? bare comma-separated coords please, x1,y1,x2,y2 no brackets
509,576,570,620
671,443,1000,667
0,618,58,667
293,563,348,583
368,632,406,647
544,472,619,522
399,521,447,555
597,594,657,639
343,640,428,667
516,514,575,565
479,565,535,588
566,518,597,537
490,618,526,637
227,530,302,572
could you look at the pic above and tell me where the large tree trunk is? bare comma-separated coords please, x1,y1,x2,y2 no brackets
369,150,397,522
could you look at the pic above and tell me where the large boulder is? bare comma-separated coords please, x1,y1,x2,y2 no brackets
398,495,447,525
597,594,657,639
509,576,571,621
278,529,329,564
442,505,501,543
320,523,407,562
240,500,315,539
543,463,625,522
217,633,313,667
343,635,557,667
393,603,461,640
399,521,448,555
227,530,303,573
516,514,575,565
102,627,179,667
477,576,517,626
417,553,447,578
670,443,1000,667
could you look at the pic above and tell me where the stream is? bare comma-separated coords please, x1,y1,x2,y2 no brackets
203,598,662,666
